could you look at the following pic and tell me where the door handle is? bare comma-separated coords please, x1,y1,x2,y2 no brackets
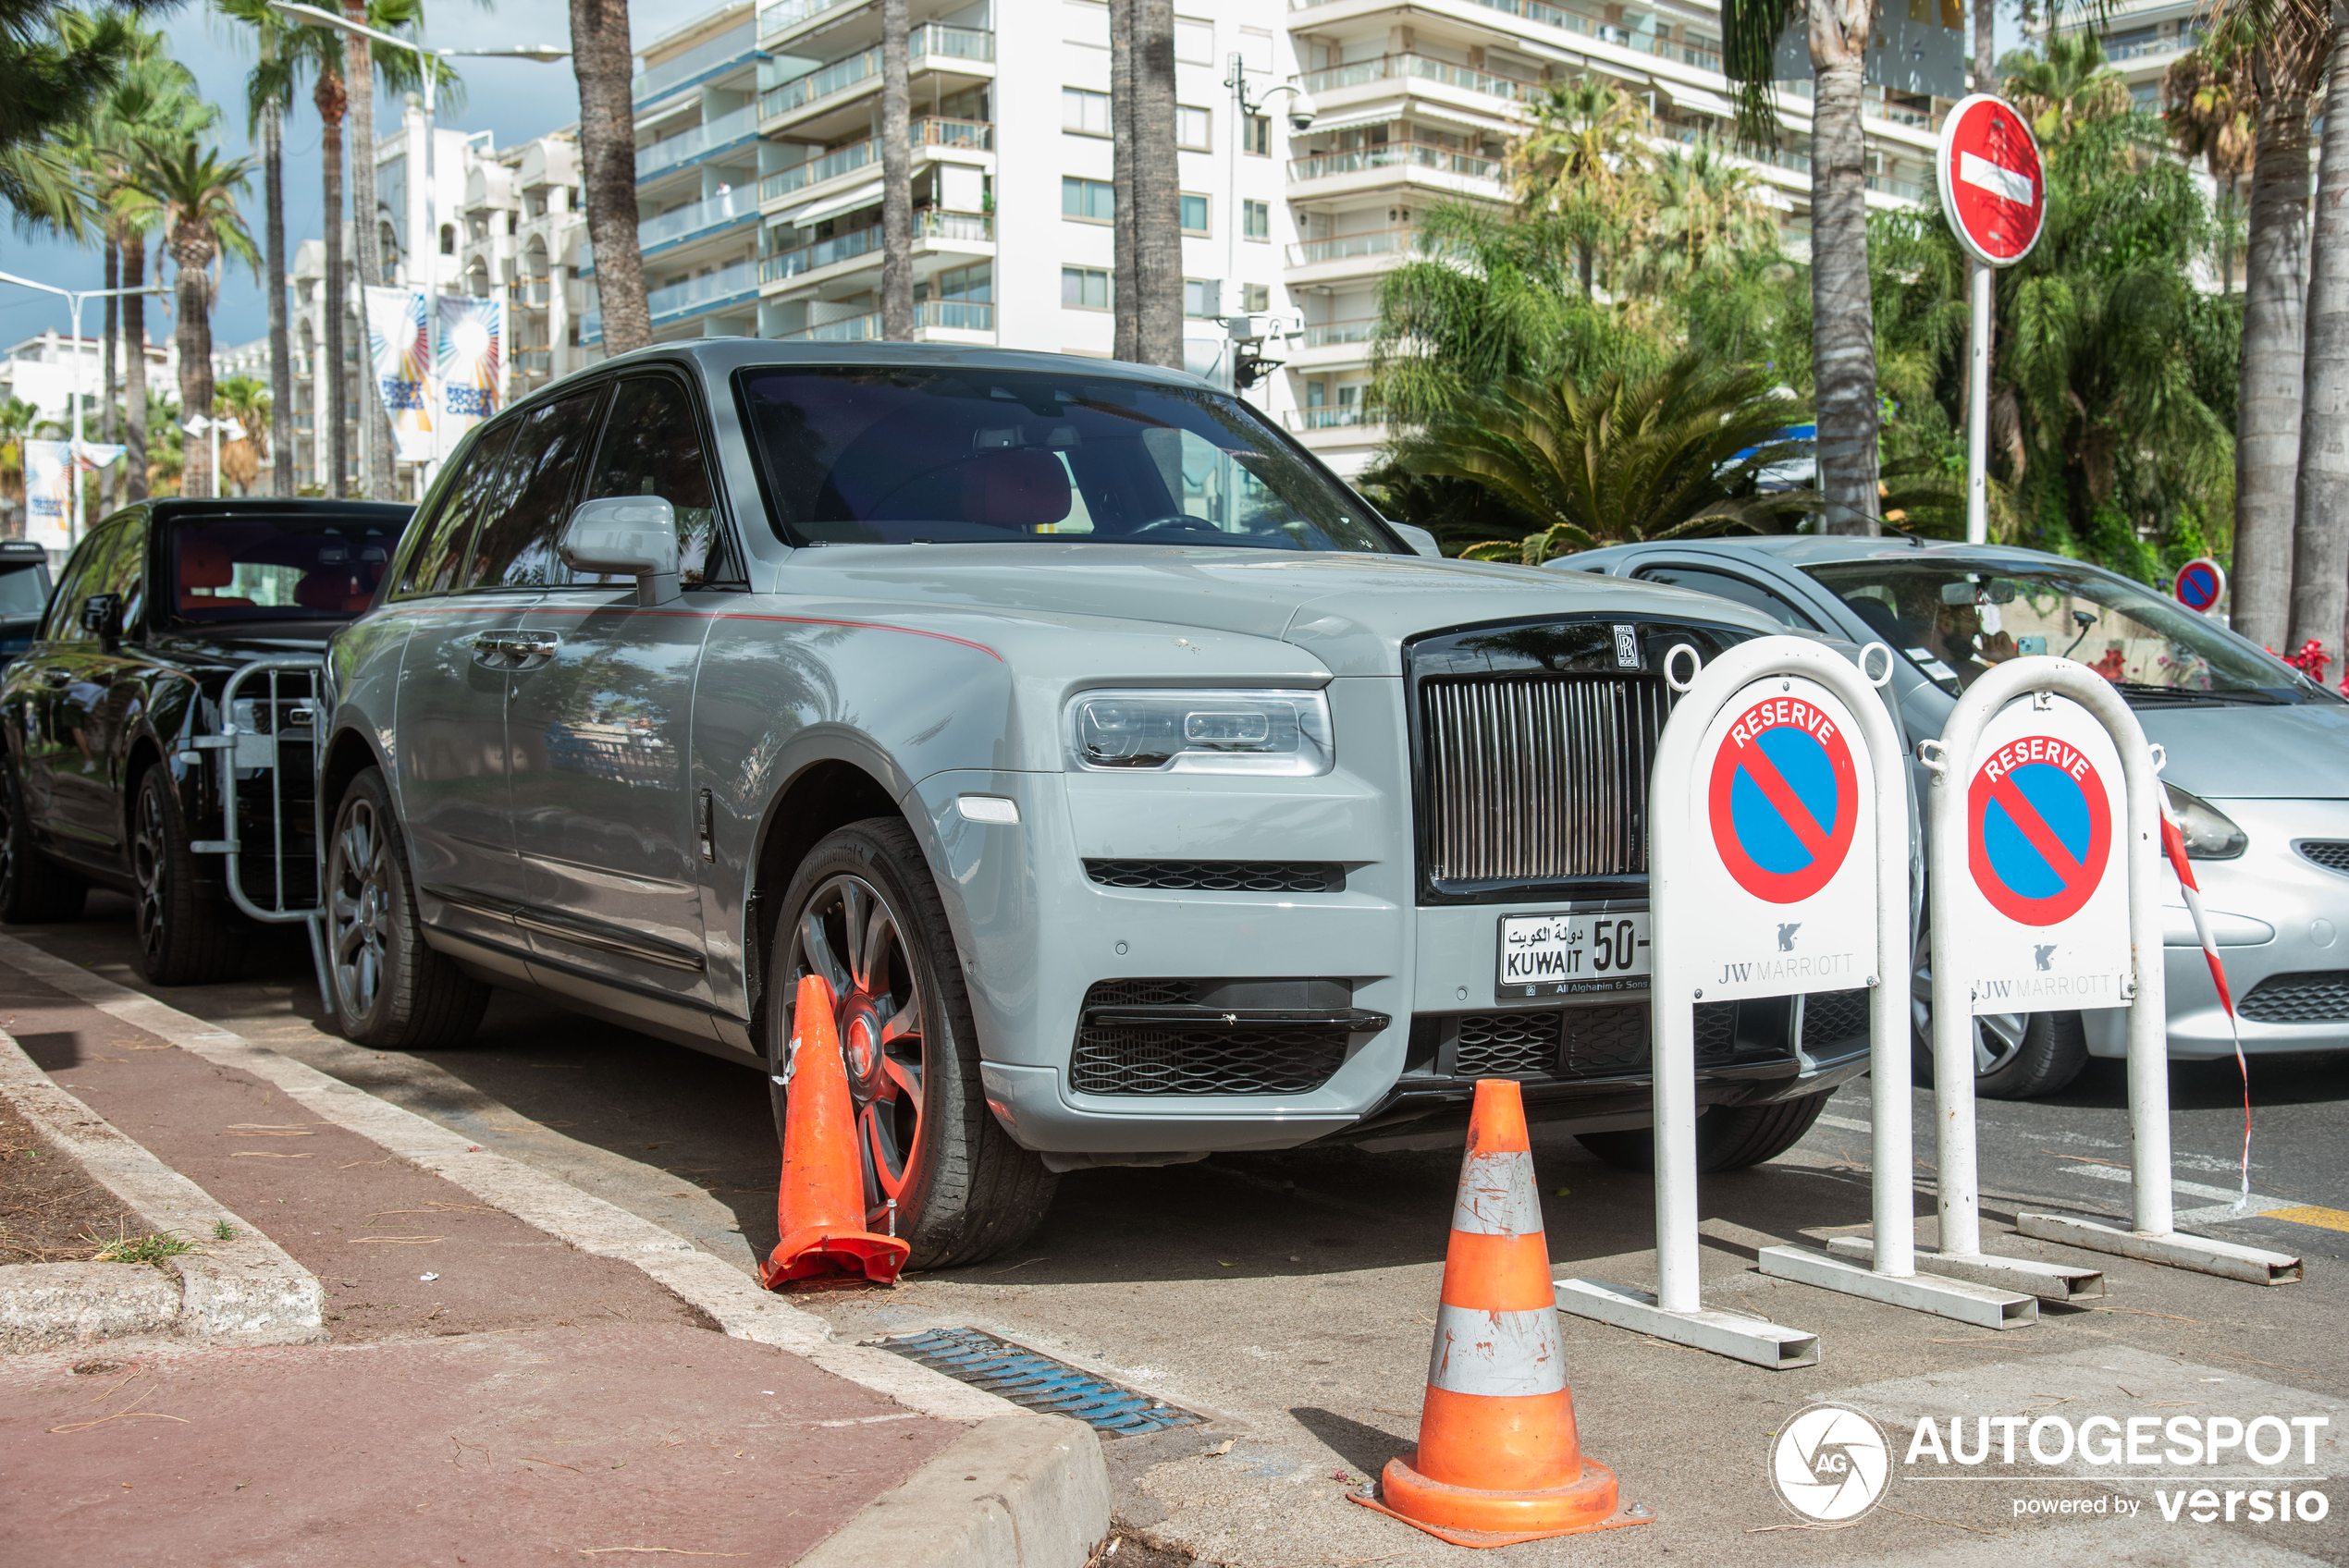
465,631,560,670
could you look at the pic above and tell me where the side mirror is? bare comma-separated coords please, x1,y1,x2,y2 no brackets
79,593,121,641
558,496,681,606
1390,523,1443,560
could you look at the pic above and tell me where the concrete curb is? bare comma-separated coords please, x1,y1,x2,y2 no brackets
0,1027,326,1350
0,934,1113,1564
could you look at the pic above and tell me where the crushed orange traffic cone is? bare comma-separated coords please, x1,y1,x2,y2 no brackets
758,974,910,1291
1351,1078,1649,1547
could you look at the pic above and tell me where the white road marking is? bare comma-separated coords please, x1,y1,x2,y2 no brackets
1815,1114,1871,1133
2060,1158,2294,1218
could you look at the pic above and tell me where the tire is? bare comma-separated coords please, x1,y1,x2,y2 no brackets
1962,1010,2090,1101
1575,1089,1835,1174
129,767,240,985
323,767,488,1049
0,762,83,925
769,817,1056,1269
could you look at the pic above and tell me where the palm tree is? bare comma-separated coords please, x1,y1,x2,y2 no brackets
214,374,270,495
1111,0,1180,368
310,31,350,496
2163,45,2254,293
0,4,143,234
1621,139,1779,300
2291,0,2349,666
219,0,301,498
342,0,390,498
1723,0,1881,536
1396,357,1819,562
128,139,259,503
879,0,912,339
569,0,648,354
1510,80,1652,297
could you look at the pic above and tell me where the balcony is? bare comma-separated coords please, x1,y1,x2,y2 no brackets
761,223,880,283
1865,173,1925,202
760,119,994,202
638,104,761,181
778,300,994,340
1300,317,1376,348
2105,30,2195,62
1285,407,1376,430
917,208,991,242
1287,0,1722,73
639,186,759,252
1302,53,1534,104
1286,143,1501,184
759,0,859,43
633,21,756,105
649,258,763,323
759,26,995,120
1285,227,1415,266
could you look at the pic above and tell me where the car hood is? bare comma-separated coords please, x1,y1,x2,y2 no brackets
2136,701,2349,801
777,545,1779,674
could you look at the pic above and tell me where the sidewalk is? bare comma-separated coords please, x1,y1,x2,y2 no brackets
0,950,1103,1566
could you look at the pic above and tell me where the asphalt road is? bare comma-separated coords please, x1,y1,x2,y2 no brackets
17,894,2349,1567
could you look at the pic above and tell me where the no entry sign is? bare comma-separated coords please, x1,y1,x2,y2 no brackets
1937,94,2045,267
1955,696,2130,1013
1682,678,1879,1003
2173,557,2225,614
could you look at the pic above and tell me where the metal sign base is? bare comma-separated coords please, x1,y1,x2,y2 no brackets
2014,1212,2303,1286
1755,1245,2036,1329
1824,1235,2104,1302
1554,1278,1819,1370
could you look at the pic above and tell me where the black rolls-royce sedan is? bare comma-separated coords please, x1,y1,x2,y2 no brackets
0,498,412,983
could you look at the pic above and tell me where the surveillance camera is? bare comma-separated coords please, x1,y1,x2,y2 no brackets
1287,94,1318,133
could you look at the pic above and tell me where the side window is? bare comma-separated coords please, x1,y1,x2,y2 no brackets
1637,565,1822,632
465,388,605,590
578,375,724,586
97,516,148,632
44,524,123,643
397,423,519,597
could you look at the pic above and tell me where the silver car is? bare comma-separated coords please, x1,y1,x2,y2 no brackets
312,343,1876,1265
1555,534,2349,1097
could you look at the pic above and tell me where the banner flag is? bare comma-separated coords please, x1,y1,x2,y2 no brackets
436,295,505,458
363,286,437,464
73,442,126,472
24,439,71,548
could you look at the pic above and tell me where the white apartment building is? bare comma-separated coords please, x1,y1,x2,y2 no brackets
0,330,176,430
2058,0,2200,108
605,0,1966,475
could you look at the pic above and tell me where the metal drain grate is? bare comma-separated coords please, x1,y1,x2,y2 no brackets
873,1327,1201,1438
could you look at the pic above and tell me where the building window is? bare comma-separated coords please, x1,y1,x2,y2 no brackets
1242,113,1270,156
1242,282,1270,312
1242,200,1270,240
1184,277,1221,317
1176,105,1211,151
1062,265,1111,310
439,224,456,255
926,260,992,301
1179,192,1210,235
1064,86,1112,137
1174,17,1213,64
1063,177,1115,223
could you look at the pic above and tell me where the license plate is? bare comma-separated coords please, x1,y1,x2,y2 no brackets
1495,912,1651,1000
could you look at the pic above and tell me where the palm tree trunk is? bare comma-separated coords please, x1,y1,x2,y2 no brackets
2290,0,2349,669
319,68,349,500
101,235,117,513
176,251,215,500
880,0,913,339
1810,0,1880,535
1110,0,1138,361
1974,0,1996,94
122,237,147,503
2233,64,2315,652
1132,0,1182,370
342,11,395,500
570,0,650,354
264,96,294,499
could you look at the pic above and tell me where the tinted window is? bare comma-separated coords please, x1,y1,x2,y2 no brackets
399,423,518,597
578,375,721,587
736,366,1397,553
167,513,406,621
1638,565,1820,632
0,560,50,620
99,514,148,631
44,524,121,643
466,388,604,589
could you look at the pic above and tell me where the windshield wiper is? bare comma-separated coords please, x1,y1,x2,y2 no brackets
2111,682,2284,706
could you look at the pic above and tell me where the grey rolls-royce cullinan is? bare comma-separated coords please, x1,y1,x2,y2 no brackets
314,343,1875,1266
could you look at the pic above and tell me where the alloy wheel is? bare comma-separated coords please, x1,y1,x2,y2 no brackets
329,797,390,1019
130,782,168,970
790,871,926,1231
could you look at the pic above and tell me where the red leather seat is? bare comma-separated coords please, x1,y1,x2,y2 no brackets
959,449,1072,531
179,537,252,608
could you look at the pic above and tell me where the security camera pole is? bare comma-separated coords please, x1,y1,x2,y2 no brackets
1221,55,1314,400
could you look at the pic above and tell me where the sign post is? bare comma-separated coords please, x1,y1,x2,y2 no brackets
1916,659,2301,1287
1937,95,2046,545
1555,637,2029,1367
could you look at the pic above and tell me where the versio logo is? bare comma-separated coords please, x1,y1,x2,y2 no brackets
1771,1403,1892,1525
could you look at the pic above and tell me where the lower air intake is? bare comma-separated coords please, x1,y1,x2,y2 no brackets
2238,971,2349,1023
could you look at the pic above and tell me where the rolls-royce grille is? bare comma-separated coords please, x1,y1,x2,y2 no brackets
1420,675,1671,887
2238,971,2349,1023
1085,860,1343,893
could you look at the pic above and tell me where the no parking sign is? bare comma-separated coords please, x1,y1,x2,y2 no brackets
1684,678,1879,1002
1956,697,2131,1012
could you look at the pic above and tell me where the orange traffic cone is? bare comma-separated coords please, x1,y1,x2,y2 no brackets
758,974,911,1291
1351,1079,1649,1547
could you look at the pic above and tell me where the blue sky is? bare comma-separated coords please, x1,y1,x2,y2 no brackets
0,0,625,353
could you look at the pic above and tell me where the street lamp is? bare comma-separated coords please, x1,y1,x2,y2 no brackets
181,415,248,500
0,271,171,544
1220,58,1316,400
265,2,567,476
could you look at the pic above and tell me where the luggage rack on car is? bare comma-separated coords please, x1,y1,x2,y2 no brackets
188,655,333,1000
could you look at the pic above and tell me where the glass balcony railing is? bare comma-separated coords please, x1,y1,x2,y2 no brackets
581,308,600,341
760,26,995,119
1287,0,1721,70
917,208,992,241
761,223,881,282
1300,317,1376,347
633,22,756,104
1285,143,1499,183
1866,173,1926,201
1285,406,1374,431
639,186,759,251
1302,54,1535,103
2105,30,2195,61
1285,227,1415,265
758,122,991,202
638,104,761,181
777,299,994,340
917,116,992,150
647,258,762,321
758,0,858,43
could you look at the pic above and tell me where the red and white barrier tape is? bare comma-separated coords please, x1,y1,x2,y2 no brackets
2157,800,2252,1210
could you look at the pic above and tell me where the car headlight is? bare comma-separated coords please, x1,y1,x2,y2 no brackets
1066,689,1334,776
2165,783,2246,859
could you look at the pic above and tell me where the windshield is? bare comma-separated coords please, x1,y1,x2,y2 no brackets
1802,557,2319,704
736,366,1398,553
170,513,408,622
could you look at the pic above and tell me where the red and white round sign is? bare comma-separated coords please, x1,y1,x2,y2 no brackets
1936,94,2045,267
